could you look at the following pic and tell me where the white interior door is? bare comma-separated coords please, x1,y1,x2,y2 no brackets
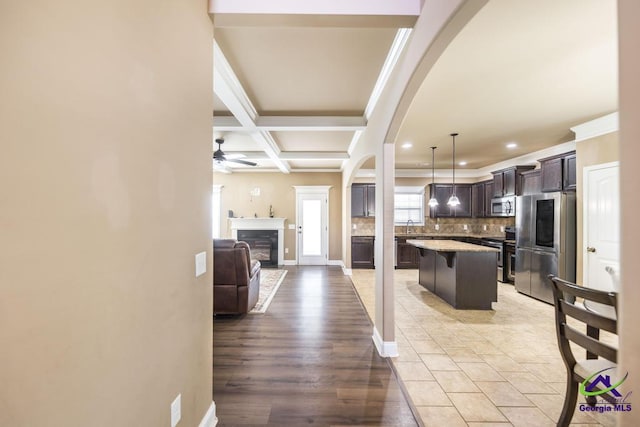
295,187,329,265
584,162,620,292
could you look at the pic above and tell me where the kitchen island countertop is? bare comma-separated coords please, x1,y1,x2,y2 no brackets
407,239,501,253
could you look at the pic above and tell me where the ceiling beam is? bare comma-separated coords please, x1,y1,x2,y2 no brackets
210,0,421,28
209,0,421,16
213,41,291,173
213,115,367,132
224,151,349,160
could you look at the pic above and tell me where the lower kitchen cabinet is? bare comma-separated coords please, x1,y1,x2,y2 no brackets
396,237,420,269
351,236,374,269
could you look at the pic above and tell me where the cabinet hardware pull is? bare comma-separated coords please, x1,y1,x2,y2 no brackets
586,247,596,253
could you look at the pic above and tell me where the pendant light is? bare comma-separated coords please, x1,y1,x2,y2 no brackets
428,146,439,207
447,133,460,207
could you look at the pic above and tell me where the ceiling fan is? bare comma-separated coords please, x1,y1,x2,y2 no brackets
213,138,257,167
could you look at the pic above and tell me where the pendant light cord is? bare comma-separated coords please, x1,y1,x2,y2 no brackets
451,133,458,195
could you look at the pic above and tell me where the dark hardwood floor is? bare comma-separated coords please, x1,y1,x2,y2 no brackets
213,266,418,426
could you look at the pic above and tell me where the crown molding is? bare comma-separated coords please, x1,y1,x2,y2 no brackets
570,112,619,142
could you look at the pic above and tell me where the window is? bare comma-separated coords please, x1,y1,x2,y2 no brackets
394,186,425,225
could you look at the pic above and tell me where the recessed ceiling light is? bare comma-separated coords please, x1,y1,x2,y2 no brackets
401,142,413,149
459,161,467,166
506,143,518,149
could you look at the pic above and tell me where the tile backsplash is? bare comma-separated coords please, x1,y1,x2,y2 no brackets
351,216,514,236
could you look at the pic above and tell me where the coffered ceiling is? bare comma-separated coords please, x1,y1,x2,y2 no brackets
211,0,617,174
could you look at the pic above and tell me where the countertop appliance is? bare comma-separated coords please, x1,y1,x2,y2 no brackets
491,196,516,217
515,192,576,304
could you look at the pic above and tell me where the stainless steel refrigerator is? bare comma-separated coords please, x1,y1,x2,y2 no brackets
515,192,576,304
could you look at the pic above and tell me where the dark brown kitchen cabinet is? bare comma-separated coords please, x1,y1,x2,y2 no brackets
429,184,472,218
483,181,494,216
351,184,375,217
521,169,541,195
396,237,420,269
472,180,494,217
563,153,577,191
539,151,576,192
492,166,536,197
351,236,374,269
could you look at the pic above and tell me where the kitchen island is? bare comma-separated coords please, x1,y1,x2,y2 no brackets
408,240,500,310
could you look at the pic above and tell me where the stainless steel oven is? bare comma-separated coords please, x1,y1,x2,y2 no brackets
505,243,516,282
491,196,516,217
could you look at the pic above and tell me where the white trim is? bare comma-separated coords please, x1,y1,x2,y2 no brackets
365,28,413,120
372,326,398,358
327,259,344,266
571,112,619,142
342,266,353,276
209,0,422,16
293,185,333,193
284,260,297,266
198,401,218,427
213,115,366,132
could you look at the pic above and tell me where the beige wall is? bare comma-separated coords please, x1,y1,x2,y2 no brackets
0,2,213,426
619,0,640,424
575,132,619,284
214,172,343,261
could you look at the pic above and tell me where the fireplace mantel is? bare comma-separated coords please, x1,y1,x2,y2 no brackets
230,218,286,265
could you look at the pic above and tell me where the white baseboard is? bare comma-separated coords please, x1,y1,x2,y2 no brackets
342,267,352,276
283,260,296,266
372,327,398,358
198,401,218,427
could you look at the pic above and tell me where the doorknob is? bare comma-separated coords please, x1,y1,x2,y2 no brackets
586,246,596,253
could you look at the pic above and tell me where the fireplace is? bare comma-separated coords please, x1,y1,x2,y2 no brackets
237,229,278,268
229,218,286,266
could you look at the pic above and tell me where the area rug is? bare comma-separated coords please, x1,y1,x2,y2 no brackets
249,269,288,314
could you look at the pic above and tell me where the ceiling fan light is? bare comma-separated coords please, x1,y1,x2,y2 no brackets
447,195,460,206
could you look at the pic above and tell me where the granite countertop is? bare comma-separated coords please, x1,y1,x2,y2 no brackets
407,239,501,253
352,233,506,239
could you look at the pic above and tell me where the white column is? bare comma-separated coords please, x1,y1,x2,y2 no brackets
372,142,397,357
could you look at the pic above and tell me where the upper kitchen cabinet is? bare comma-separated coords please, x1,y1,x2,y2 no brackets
539,151,576,192
472,180,493,217
429,184,472,218
520,169,542,195
351,184,375,217
491,165,536,197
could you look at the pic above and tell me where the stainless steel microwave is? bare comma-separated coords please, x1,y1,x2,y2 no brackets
491,196,516,217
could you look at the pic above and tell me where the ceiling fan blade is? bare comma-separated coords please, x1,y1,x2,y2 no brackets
225,153,246,160
227,158,257,166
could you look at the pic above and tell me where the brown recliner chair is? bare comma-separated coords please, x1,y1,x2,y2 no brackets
213,239,261,314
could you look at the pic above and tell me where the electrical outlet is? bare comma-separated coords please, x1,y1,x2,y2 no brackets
288,224,296,230
483,224,487,231
171,394,181,427
195,252,206,277
352,224,357,229
435,224,440,231
285,248,289,254
463,224,468,230
500,226,505,232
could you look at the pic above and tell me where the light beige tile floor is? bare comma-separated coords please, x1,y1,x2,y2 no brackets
351,269,617,427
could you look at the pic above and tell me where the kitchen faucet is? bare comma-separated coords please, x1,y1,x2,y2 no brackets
406,219,414,234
